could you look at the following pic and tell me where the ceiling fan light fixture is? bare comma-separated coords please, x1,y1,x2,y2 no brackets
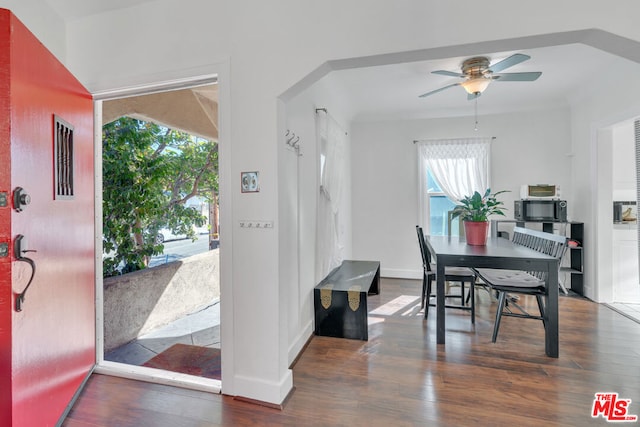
461,77,491,94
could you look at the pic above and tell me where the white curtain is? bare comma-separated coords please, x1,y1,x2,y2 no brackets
417,137,491,228
316,111,346,280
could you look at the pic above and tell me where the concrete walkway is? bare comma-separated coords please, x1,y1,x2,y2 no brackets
105,299,221,366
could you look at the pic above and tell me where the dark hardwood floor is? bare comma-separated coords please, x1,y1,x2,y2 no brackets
63,278,640,426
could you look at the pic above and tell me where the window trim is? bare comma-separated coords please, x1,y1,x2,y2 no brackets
416,138,491,235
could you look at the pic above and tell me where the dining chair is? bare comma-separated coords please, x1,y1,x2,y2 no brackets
473,226,568,342
415,225,478,323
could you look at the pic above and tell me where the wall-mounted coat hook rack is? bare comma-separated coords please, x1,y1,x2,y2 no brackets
285,130,302,156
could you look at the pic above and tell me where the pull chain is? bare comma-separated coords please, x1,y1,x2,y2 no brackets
474,95,478,131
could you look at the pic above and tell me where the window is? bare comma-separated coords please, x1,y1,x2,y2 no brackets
417,137,491,235
426,169,459,236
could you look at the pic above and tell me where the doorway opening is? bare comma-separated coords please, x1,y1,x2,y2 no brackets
94,77,223,392
598,117,640,321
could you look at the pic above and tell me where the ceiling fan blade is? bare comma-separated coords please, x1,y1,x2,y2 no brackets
418,83,460,98
431,70,465,78
492,71,542,82
488,53,530,73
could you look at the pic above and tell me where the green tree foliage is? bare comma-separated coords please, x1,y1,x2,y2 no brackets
102,117,218,277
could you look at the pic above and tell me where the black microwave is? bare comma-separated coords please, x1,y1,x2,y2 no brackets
514,199,567,222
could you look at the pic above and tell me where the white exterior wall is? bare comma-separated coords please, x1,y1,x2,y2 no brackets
7,0,640,404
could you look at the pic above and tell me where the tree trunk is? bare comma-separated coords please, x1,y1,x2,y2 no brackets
133,218,149,266
210,190,219,238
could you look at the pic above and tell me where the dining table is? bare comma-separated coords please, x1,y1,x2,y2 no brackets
424,235,561,358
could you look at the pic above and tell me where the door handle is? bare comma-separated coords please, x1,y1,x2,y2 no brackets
13,187,31,212
14,234,37,312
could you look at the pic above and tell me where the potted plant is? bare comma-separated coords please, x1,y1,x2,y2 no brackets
450,189,508,245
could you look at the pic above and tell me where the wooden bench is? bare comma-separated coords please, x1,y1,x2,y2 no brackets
313,260,380,341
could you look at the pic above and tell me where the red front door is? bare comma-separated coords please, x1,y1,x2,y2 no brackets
0,9,95,426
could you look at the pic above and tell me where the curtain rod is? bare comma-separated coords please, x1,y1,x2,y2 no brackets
413,136,496,144
315,107,348,135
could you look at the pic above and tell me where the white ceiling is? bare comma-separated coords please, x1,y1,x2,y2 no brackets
42,1,638,123
327,43,633,122
44,0,156,20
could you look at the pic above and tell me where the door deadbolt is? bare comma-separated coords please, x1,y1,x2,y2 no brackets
13,187,31,212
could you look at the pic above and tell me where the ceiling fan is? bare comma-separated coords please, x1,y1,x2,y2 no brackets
418,53,542,100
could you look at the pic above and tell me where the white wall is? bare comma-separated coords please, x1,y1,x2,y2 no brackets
612,121,640,302
351,108,572,278
613,121,637,201
282,77,352,365
0,1,66,61
570,56,640,301
71,5,640,399
10,0,640,405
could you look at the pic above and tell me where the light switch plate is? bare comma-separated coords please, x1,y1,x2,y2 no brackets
241,171,259,193
239,220,273,229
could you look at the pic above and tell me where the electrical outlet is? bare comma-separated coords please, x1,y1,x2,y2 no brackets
241,172,259,193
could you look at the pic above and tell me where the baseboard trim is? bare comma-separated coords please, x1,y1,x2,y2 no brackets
604,303,640,325
233,370,293,406
381,268,421,280
289,335,313,369
234,386,296,410
288,320,313,366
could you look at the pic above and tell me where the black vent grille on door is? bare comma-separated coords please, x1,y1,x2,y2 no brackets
54,116,74,199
